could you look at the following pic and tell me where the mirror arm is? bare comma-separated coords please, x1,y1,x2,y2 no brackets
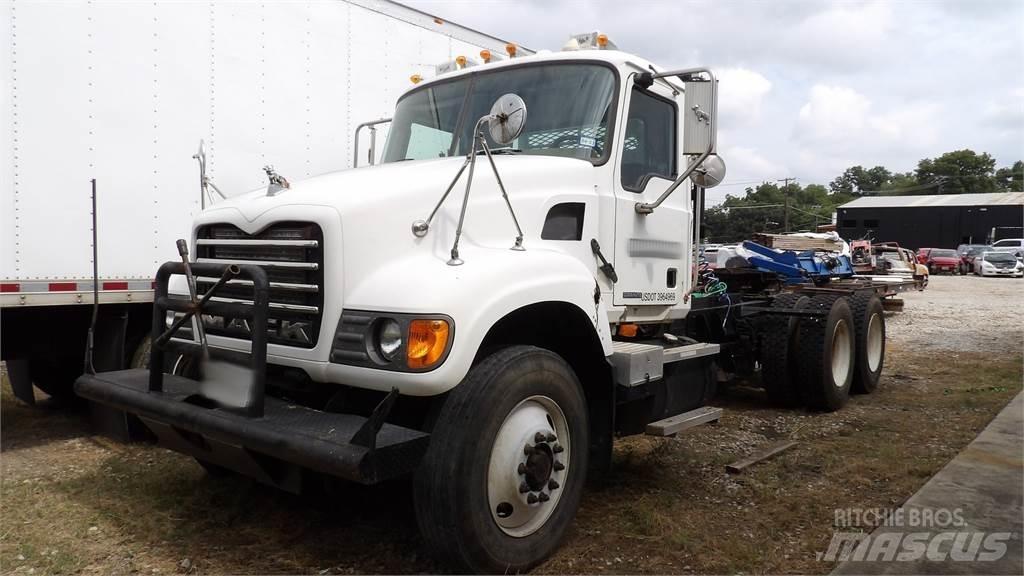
634,67,717,215
635,145,712,215
353,118,392,168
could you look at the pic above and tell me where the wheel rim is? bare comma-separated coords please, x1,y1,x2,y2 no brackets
831,319,853,387
866,312,883,372
487,395,570,538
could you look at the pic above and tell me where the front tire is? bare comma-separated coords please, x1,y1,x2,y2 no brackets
414,346,589,573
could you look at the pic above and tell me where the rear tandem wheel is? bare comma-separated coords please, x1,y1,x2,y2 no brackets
796,295,857,411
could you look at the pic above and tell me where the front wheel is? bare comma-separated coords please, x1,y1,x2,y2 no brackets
414,346,589,573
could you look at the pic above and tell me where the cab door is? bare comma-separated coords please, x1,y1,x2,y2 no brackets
612,79,691,310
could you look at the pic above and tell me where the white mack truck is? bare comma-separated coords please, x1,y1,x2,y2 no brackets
76,34,890,573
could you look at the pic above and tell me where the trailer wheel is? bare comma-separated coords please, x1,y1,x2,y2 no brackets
759,293,810,407
797,295,855,411
849,292,885,394
413,345,588,573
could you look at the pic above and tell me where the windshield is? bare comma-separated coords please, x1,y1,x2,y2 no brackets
931,249,957,258
383,63,617,164
984,252,1016,262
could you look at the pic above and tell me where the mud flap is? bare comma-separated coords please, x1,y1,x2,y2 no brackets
6,358,35,406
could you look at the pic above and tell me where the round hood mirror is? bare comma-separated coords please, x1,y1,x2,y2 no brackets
487,94,528,145
692,155,726,188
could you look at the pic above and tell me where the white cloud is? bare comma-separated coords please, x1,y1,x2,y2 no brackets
716,68,772,127
794,84,941,159
408,0,1024,184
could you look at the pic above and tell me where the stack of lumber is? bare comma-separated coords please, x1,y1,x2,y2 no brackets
752,233,842,252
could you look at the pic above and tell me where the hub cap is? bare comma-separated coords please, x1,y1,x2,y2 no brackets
487,395,569,537
866,313,883,372
831,319,853,387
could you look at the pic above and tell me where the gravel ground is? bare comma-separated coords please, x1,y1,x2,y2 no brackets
1,274,1021,574
886,274,1023,353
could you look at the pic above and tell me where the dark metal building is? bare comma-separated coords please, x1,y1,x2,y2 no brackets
836,192,1024,249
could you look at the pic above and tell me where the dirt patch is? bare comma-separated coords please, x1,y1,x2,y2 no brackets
1,277,1021,574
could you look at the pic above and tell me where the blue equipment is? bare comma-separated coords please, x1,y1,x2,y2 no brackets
741,240,854,285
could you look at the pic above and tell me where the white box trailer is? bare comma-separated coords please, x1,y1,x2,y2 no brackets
0,0,528,403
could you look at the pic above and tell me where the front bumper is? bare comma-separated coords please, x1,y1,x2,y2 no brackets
77,259,428,487
75,369,429,485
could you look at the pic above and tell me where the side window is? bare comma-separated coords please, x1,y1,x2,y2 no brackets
621,86,676,191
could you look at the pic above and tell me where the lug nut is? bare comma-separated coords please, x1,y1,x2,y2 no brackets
524,444,534,456
548,479,560,490
518,463,527,474
534,431,547,443
538,492,550,502
519,481,530,494
553,461,565,471
546,432,556,442
552,444,564,454
527,493,539,504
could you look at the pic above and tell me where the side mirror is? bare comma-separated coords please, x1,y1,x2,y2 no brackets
691,155,726,188
683,76,717,155
487,94,527,145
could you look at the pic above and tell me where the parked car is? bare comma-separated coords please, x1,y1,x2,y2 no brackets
990,238,1024,259
973,251,1024,277
957,244,990,274
921,248,960,275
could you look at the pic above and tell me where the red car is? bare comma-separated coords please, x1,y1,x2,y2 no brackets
917,248,960,274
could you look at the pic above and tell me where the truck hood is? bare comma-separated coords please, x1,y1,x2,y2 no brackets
204,155,594,224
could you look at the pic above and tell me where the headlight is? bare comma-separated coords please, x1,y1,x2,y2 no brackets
375,318,403,361
332,311,454,372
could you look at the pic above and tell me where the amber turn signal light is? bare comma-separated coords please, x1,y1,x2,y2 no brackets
407,319,450,369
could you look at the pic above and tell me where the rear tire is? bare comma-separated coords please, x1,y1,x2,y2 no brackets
797,295,855,411
413,346,588,573
759,293,810,407
849,292,885,394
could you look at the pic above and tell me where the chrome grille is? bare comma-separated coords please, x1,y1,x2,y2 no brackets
194,222,324,348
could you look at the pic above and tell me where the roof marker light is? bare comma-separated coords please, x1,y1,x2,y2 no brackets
596,33,609,48
455,55,467,69
410,74,422,84
505,43,517,57
480,49,492,63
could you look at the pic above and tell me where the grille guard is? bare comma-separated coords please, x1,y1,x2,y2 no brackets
75,260,429,485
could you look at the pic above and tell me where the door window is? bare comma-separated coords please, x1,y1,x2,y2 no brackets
621,86,676,191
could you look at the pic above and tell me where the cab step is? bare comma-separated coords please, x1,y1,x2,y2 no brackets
645,406,723,436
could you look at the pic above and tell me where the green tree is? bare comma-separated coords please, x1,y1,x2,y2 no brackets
995,160,1023,191
915,149,998,194
828,165,893,194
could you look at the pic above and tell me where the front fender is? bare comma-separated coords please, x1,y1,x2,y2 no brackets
325,245,613,396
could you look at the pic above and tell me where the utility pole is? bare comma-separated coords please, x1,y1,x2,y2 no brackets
777,177,796,233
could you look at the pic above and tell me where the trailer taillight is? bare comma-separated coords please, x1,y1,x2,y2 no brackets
0,283,19,293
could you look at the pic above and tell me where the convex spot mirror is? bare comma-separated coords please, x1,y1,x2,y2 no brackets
488,94,527,145
692,155,726,188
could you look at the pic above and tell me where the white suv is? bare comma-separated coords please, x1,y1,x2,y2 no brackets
991,238,1024,259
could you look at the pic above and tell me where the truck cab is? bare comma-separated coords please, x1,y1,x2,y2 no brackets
84,37,865,574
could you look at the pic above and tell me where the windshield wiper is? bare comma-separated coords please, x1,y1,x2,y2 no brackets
478,147,522,155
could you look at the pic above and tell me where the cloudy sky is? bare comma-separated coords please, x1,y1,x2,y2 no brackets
407,0,1023,204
